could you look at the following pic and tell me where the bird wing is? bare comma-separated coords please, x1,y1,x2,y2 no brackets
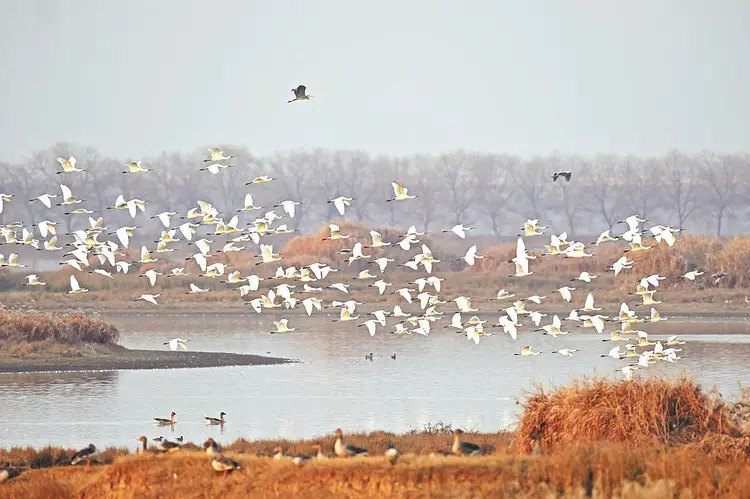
333,198,345,215
584,293,595,309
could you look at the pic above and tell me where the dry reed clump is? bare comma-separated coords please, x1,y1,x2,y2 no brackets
281,221,423,263
514,377,740,455
0,310,119,345
614,235,750,290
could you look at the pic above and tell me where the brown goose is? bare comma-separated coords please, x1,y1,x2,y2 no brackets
333,428,368,457
451,429,481,456
153,411,176,426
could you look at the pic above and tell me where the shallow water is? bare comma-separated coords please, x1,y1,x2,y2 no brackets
1,313,749,449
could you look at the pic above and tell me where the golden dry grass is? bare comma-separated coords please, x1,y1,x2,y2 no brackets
515,377,747,459
0,309,119,346
2,442,750,499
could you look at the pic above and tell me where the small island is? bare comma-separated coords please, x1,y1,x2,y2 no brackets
0,309,290,373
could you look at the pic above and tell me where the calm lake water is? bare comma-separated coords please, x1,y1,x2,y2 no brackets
1,312,749,449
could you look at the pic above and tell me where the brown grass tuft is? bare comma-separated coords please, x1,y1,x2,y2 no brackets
514,377,742,455
0,310,119,346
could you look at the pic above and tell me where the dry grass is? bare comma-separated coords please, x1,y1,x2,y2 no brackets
0,309,119,346
2,442,750,498
515,377,746,457
1,378,750,497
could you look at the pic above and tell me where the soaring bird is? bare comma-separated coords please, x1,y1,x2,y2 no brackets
288,85,313,103
551,171,572,182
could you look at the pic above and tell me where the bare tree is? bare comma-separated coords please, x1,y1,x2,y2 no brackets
269,149,325,230
472,154,516,238
434,151,479,226
321,150,379,222
661,150,699,229
583,155,625,231
512,157,551,220
623,156,662,221
409,155,442,232
698,151,744,236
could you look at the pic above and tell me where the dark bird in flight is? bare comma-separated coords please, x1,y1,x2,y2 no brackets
288,85,313,103
552,171,572,182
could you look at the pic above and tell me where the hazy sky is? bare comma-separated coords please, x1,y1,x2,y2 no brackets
1,0,748,161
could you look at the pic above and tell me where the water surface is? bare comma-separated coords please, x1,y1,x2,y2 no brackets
1,313,748,449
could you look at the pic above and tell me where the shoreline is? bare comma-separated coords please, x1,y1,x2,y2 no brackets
0,344,293,374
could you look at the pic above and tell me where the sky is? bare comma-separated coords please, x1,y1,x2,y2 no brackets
0,0,748,161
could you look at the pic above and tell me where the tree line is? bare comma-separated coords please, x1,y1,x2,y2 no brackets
1,143,748,239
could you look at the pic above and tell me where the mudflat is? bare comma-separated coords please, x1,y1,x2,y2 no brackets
0,343,292,373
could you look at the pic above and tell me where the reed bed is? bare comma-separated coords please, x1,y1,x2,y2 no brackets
0,310,119,345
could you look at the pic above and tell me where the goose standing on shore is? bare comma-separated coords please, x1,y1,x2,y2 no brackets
451,429,481,456
71,444,98,467
156,440,181,453
312,444,329,460
137,436,148,453
211,454,241,477
203,438,222,456
333,428,369,457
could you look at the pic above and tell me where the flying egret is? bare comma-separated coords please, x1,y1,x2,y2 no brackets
459,245,485,266
274,200,301,218
387,181,416,201
359,320,379,336
123,161,149,173
23,274,46,286
137,294,160,305
245,175,276,185
572,272,597,283
204,147,236,162
30,194,58,209
514,345,541,356
68,275,88,294
328,196,353,216
164,338,188,351
272,319,296,333
187,283,209,294
680,270,704,281
56,157,85,174
556,286,575,303
444,224,474,239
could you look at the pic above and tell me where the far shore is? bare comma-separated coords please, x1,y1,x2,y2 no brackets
0,344,293,374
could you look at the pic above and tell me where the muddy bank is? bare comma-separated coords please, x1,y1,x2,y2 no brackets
0,343,293,373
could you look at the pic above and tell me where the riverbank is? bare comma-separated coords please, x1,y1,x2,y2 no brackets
0,343,292,373
1,378,748,497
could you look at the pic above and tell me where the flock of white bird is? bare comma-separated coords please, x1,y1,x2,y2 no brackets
0,99,706,380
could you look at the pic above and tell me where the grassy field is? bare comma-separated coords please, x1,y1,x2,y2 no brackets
1,378,748,498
